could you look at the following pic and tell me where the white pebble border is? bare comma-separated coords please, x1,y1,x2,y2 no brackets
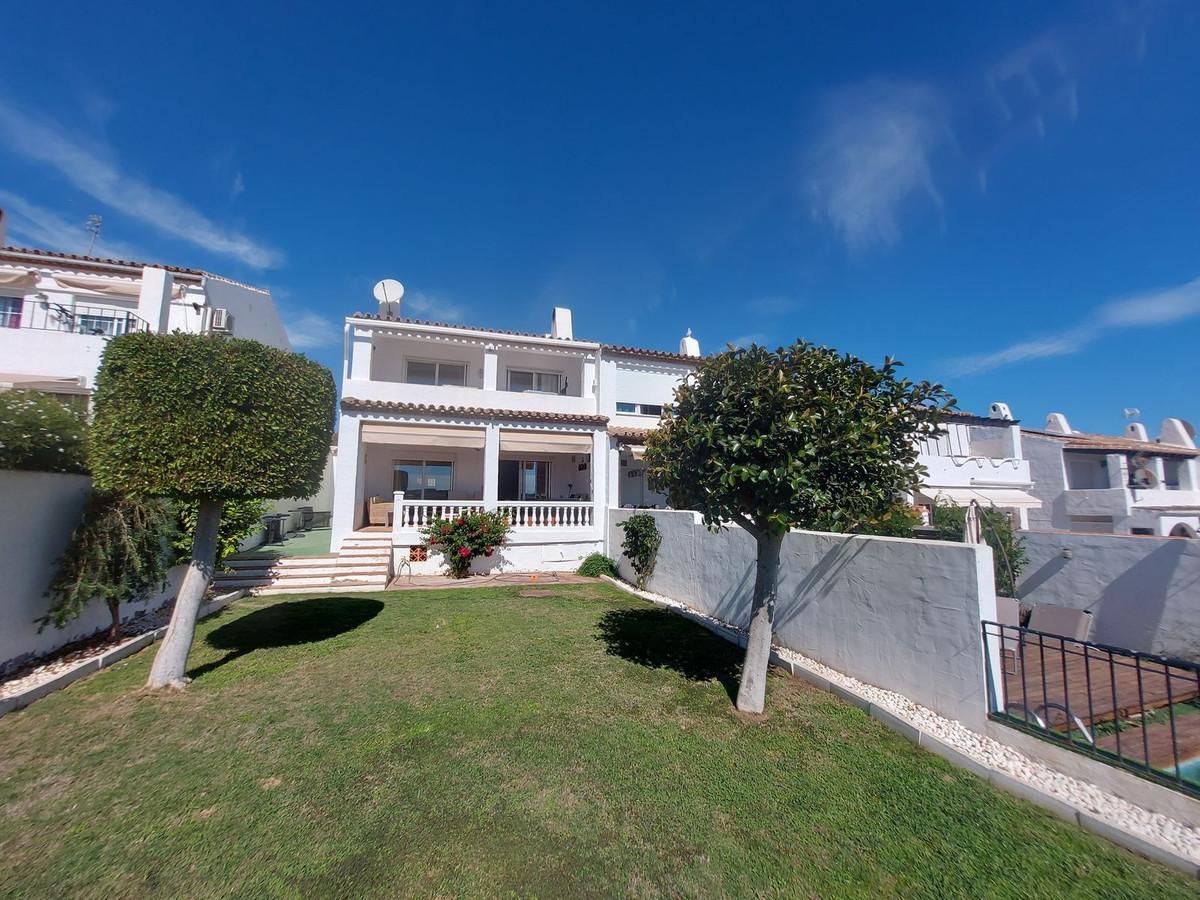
600,575,1200,876
0,590,245,718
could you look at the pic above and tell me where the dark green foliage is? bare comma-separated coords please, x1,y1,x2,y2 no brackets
851,501,923,538
618,513,661,589
41,491,174,640
88,333,336,500
0,389,88,473
422,510,512,577
173,498,268,570
577,552,618,578
645,341,953,538
931,503,1027,596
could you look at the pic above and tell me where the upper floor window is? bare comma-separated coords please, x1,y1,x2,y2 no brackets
617,402,663,416
76,313,122,336
508,369,562,394
0,297,21,329
407,360,467,387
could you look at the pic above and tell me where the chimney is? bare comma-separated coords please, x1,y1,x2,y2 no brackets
1125,422,1150,443
551,307,573,340
1045,413,1072,435
988,401,1013,421
679,328,701,357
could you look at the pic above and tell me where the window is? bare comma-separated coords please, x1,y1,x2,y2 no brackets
76,313,121,336
0,297,21,329
392,459,453,500
616,401,664,416
406,360,468,387
507,369,562,394
498,459,551,500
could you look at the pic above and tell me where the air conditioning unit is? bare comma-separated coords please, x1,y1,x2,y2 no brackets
210,307,233,333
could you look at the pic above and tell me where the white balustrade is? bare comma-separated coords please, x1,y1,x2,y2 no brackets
391,497,595,532
496,501,594,529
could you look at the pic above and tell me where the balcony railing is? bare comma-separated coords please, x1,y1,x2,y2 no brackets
1,299,150,336
390,495,595,534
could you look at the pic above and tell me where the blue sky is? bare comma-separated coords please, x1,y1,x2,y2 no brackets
1,1,1197,434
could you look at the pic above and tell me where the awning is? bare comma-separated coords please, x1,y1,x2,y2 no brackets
499,430,593,455
53,275,142,298
626,445,646,460
918,486,1042,510
361,423,485,448
0,269,37,290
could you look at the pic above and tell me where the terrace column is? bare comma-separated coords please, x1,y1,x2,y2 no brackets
348,327,373,381
483,422,500,509
330,414,364,551
582,354,597,401
591,431,611,535
483,344,498,391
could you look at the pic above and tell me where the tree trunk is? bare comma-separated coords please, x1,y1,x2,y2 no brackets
146,498,223,689
107,597,121,643
735,530,783,714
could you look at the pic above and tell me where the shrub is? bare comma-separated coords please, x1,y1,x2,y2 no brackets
577,553,618,578
42,491,174,641
931,503,1027,596
173,499,269,571
0,389,88,473
618,513,661,590
852,501,922,538
421,511,512,578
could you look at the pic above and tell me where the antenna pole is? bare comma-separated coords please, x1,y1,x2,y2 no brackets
85,214,103,255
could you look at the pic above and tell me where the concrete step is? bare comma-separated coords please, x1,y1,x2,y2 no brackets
213,575,389,590
225,554,338,569
214,567,388,584
248,581,386,596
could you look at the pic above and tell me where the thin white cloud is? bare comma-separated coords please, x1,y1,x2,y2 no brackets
284,310,340,351
805,82,949,252
230,171,245,201
0,96,281,268
950,277,1200,375
0,190,145,260
404,289,466,322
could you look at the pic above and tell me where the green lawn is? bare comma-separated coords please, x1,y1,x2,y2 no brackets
1,584,1195,898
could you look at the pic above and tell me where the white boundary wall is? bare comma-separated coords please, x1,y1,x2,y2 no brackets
609,509,998,728
1018,530,1200,660
0,471,182,671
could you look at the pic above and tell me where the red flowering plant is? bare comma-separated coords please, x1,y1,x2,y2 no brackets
420,510,512,578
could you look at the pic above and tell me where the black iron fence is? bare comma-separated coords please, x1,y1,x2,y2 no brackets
982,621,1200,796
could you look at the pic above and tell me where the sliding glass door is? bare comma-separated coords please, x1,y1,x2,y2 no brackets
498,459,551,501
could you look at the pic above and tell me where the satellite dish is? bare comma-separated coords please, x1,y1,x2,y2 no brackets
1131,467,1159,488
373,279,404,318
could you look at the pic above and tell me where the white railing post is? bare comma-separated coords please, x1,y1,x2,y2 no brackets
391,490,405,544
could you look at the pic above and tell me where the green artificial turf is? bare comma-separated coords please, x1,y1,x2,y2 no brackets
1,583,1194,898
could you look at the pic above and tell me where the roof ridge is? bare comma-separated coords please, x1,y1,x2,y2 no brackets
1,245,268,293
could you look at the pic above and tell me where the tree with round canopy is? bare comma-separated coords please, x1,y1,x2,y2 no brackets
89,332,336,688
643,340,953,713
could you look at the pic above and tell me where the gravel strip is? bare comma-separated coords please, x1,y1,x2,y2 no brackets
608,577,1200,865
0,603,175,700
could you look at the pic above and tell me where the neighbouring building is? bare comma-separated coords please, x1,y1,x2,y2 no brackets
1023,413,1200,537
0,244,291,402
910,403,1041,529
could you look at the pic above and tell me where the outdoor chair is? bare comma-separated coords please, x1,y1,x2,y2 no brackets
1027,604,1094,642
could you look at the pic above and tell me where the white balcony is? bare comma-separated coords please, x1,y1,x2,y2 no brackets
918,454,1032,490
390,496,597,545
342,377,600,417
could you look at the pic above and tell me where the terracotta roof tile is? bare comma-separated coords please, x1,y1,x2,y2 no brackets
341,397,608,426
601,343,703,363
1,245,243,288
1023,428,1200,458
610,426,652,442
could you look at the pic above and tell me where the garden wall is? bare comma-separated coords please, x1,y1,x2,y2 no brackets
0,471,182,672
1018,529,1200,660
608,509,998,728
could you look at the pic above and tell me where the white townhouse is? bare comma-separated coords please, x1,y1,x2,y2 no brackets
0,243,291,402
330,305,700,570
330,297,1043,571
1023,413,1200,537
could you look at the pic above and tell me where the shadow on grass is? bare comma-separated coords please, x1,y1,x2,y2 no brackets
188,597,384,679
596,607,741,702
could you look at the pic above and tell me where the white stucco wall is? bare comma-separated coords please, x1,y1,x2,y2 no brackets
1018,530,1200,660
0,328,108,389
202,277,291,350
0,471,183,671
608,509,997,728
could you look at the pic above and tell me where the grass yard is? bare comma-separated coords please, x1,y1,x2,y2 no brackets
0,583,1195,898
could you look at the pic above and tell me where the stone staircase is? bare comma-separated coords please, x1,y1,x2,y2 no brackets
214,533,393,594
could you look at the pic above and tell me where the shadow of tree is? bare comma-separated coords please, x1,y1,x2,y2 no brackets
595,607,741,702
188,597,384,679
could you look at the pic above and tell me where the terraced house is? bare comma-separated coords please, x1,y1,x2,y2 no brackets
330,304,701,571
